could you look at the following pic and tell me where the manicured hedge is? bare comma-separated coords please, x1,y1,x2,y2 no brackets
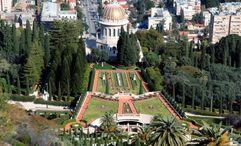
73,92,86,118
88,69,96,91
10,95,35,102
34,99,70,106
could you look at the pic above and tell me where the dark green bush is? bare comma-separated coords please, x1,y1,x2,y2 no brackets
34,99,70,106
140,70,155,91
10,95,35,102
88,69,96,91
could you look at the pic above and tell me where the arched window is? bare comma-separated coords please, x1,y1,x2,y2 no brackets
113,29,116,37
118,29,120,35
109,28,111,37
105,28,107,36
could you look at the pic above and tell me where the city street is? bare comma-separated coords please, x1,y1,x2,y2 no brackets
82,0,98,36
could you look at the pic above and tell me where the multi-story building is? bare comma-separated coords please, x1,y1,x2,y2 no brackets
0,0,12,12
148,8,172,31
209,2,241,44
174,0,201,20
41,2,77,22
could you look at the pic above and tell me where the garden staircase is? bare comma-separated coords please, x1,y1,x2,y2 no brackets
157,93,181,120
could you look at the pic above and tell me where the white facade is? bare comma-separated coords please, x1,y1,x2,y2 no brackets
0,0,12,12
174,0,201,20
148,8,172,31
96,3,129,59
60,11,77,20
209,2,241,44
41,2,77,22
0,11,34,28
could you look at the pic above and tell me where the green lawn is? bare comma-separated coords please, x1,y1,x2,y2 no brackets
96,71,146,95
188,116,223,125
97,72,106,93
82,98,118,122
93,63,113,69
128,72,144,94
134,98,173,118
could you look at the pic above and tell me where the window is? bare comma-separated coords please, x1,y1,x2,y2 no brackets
113,29,116,37
109,29,111,37
118,29,120,35
105,28,107,36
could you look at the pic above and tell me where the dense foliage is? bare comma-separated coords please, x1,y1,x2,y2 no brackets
136,28,241,116
117,27,139,66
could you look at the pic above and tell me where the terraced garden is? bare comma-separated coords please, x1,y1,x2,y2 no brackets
95,70,145,95
134,98,173,118
82,97,118,122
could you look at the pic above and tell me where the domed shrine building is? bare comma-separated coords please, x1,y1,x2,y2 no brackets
96,2,129,60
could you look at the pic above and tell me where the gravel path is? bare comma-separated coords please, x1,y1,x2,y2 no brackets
185,112,225,119
8,101,69,112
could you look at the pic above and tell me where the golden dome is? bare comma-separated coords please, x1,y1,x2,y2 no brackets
102,4,126,21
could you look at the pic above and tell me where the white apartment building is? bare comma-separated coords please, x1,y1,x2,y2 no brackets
209,2,241,44
0,0,12,12
148,8,172,31
41,2,77,22
174,0,201,20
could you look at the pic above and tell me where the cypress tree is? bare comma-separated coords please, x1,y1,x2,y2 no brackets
182,82,185,108
117,27,125,64
209,84,213,112
48,81,52,101
192,85,195,109
6,73,11,94
26,77,29,95
11,24,18,56
23,41,44,87
44,34,50,66
58,82,61,99
19,30,26,56
39,22,45,46
60,55,71,95
210,45,215,64
25,20,32,56
32,20,39,42
17,74,21,95
201,84,205,110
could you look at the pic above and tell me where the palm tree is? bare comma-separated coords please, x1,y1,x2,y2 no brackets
131,126,150,145
99,112,118,139
148,115,187,146
195,121,231,146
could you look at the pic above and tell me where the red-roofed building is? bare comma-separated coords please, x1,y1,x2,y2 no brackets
120,4,128,9
117,0,127,5
68,0,76,10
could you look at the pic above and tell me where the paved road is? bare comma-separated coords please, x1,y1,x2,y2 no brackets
185,112,225,119
83,0,98,36
9,100,70,112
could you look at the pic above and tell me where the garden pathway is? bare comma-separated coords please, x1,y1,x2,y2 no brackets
93,69,149,93
76,93,92,121
118,96,137,114
92,70,99,92
125,72,131,88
